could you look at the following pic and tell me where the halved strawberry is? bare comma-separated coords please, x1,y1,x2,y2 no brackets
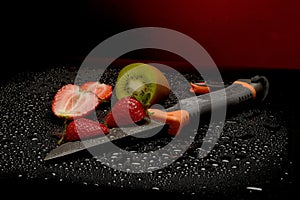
52,84,100,119
105,96,147,128
80,82,112,101
64,118,110,142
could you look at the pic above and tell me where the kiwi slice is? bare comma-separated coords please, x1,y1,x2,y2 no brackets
115,63,170,107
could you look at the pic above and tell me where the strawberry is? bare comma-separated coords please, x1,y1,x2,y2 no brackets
52,84,100,119
105,96,147,128
60,118,110,142
80,82,112,101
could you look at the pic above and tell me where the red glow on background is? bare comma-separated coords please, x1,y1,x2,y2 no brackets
89,0,300,70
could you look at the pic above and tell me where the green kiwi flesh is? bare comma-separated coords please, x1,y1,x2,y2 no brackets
115,63,170,107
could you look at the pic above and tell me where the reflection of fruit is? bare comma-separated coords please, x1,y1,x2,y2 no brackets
80,82,112,101
105,96,147,128
115,63,170,107
51,84,100,119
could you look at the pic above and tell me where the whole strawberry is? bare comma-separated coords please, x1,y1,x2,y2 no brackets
56,118,110,143
105,96,147,128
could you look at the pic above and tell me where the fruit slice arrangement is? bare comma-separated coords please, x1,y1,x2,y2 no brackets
52,81,113,144
51,63,172,144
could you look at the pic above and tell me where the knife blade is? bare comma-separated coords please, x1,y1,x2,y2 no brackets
44,119,165,161
44,75,269,161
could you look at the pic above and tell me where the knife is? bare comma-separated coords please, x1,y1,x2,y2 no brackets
44,75,269,161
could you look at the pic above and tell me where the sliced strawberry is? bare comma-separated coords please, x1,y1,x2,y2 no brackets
63,118,110,142
105,96,147,128
52,84,100,119
80,82,112,101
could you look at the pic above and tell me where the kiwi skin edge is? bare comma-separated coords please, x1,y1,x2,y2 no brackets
115,63,170,107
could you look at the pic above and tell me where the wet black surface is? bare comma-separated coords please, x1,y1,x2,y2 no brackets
0,66,298,199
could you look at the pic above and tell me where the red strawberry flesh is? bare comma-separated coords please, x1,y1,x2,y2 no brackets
80,82,112,101
52,84,100,119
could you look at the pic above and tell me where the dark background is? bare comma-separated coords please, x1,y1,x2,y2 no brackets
3,0,300,73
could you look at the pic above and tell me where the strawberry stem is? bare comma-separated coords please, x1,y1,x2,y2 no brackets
57,119,68,145
57,135,64,145
98,97,109,103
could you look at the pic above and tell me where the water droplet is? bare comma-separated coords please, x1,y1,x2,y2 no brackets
174,149,182,152
246,186,262,191
226,120,237,124
212,163,219,167
132,162,141,166
220,155,232,163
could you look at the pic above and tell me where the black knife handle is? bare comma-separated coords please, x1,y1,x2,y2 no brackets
166,75,269,118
